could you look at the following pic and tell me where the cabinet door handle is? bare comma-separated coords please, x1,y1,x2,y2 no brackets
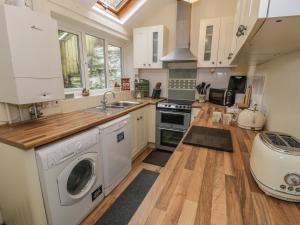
137,118,140,121
148,64,151,66
31,25,43,31
140,116,143,119
212,62,215,65
219,61,222,64
143,64,146,67
236,25,247,37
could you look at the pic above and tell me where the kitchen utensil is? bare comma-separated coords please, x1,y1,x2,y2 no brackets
238,104,266,130
237,85,252,109
152,82,162,99
205,84,211,94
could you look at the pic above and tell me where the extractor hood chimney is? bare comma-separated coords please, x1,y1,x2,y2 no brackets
161,0,197,62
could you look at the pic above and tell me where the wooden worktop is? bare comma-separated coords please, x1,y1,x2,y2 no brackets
0,98,163,150
126,103,300,225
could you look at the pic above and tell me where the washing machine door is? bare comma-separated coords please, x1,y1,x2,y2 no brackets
57,153,98,206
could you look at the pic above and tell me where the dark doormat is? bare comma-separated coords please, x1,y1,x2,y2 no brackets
95,169,159,225
183,126,233,152
143,149,172,167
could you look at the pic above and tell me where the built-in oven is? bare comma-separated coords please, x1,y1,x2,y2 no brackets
156,127,186,152
156,110,191,130
155,100,192,152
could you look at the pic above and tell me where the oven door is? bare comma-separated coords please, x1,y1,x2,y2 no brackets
156,127,185,152
156,110,191,129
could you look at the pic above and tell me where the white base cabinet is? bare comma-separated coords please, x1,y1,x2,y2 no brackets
130,107,148,158
147,105,156,143
0,5,64,104
133,25,168,69
198,17,234,68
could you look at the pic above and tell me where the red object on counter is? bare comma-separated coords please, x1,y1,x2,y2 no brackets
121,78,130,91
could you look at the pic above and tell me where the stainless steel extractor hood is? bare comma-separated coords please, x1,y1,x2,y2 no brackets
161,0,197,62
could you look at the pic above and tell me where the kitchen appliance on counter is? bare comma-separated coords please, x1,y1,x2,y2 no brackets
228,76,247,93
250,131,300,202
156,99,192,151
209,88,235,107
237,104,266,131
151,82,162,99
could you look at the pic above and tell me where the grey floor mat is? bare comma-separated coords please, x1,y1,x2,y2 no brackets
143,150,172,167
183,126,233,152
95,169,159,225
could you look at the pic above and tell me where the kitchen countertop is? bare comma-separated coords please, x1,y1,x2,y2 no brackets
0,98,164,150
128,102,300,225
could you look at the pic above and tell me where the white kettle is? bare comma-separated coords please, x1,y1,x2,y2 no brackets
238,104,266,131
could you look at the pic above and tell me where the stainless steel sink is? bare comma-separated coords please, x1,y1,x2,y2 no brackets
86,107,124,115
84,101,142,115
107,101,142,108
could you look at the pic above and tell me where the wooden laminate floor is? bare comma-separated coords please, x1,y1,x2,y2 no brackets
80,146,164,225
80,104,300,225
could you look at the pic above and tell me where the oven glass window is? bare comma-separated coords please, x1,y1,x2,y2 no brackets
160,129,184,147
67,160,93,195
161,112,184,125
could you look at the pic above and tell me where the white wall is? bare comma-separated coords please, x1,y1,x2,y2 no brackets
254,50,300,138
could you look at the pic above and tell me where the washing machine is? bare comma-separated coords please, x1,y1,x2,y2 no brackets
36,128,104,225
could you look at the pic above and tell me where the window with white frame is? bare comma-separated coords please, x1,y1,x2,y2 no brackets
58,29,123,93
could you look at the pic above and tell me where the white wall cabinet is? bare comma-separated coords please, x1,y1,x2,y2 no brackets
229,0,300,65
230,0,262,61
133,25,168,69
130,107,148,158
0,5,64,104
198,17,234,68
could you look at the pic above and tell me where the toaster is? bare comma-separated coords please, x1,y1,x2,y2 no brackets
250,131,300,202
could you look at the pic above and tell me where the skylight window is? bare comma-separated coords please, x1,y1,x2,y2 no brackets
100,0,124,10
98,0,130,14
94,0,146,24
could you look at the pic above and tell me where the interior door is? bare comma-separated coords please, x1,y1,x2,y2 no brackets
133,28,148,68
197,18,221,67
217,17,234,67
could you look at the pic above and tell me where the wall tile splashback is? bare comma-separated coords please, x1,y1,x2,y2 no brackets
168,69,197,100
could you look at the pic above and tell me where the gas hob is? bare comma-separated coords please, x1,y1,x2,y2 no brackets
156,99,192,111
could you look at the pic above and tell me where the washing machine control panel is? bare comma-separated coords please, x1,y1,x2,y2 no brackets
44,132,98,169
